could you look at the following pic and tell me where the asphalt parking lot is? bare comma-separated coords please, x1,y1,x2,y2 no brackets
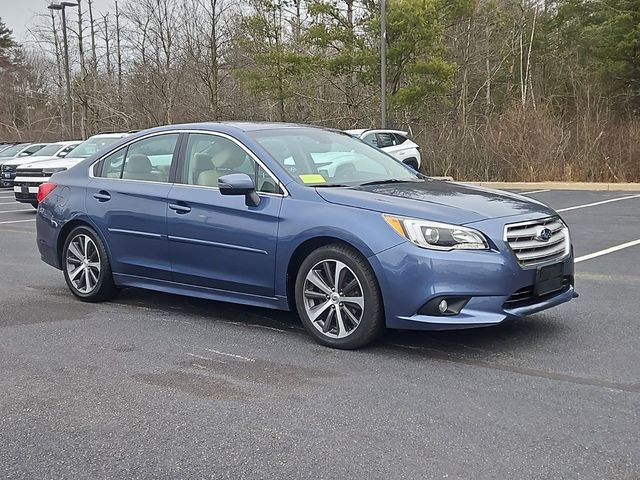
0,187,638,479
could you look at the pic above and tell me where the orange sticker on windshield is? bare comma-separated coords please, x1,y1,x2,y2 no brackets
299,174,326,184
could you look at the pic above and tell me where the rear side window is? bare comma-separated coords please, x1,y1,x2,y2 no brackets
96,134,179,182
376,133,396,148
393,134,408,145
99,148,126,178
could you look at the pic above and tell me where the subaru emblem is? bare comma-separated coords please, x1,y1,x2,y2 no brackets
535,227,553,242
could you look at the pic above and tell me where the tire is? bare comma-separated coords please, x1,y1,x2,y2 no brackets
62,225,118,302
403,158,419,170
30,202,38,209
294,244,384,349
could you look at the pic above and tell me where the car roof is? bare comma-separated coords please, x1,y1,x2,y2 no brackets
344,128,409,136
89,133,129,139
134,122,326,135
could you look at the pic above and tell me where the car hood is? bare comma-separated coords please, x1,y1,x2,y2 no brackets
2,155,59,167
315,179,556,225
17,156,85,170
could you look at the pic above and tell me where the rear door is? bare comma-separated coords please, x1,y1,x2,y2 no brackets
86,132,181,280
167,132,283,297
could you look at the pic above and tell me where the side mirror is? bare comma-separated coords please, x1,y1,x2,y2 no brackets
58,151,68,158
218,173,261,207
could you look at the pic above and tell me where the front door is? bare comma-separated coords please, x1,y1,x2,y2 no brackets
86,133,180,280
167,132,283,297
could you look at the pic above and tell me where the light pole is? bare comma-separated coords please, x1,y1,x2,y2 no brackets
380,0,387,128
48,2,78,137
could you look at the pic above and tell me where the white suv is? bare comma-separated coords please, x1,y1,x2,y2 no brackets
1,141,82,188
345,129,422,170
14,133,129,207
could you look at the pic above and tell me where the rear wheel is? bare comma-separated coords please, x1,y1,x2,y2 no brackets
295,244,384,349
62,226,117,302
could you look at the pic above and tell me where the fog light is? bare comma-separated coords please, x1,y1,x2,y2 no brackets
417,296,471,316
438,300,448,313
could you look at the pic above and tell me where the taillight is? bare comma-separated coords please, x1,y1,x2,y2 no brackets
37,182,57,203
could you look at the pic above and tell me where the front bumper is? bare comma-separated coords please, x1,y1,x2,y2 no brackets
13,180,43,203
370,237,575,331
1,170,15,187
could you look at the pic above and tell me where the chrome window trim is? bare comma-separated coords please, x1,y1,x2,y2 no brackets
88,129,289,197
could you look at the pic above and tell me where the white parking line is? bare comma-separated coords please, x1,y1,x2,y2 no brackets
0,219,35,225
575,239,640,263
0,209,32,214
557,194,640,212
520,189,550,194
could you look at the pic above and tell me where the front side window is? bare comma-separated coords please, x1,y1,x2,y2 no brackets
97,133,178,182
250,128,420,186
181,133,281,194
58,144,78,157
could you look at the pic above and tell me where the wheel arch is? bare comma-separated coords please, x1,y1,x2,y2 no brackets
57,216,112,269
285,236,376,311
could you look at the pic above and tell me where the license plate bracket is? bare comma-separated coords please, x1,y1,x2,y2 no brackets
535,263,564,297
21,185,28,194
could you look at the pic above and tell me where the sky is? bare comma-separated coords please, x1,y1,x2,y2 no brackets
1,0,113,42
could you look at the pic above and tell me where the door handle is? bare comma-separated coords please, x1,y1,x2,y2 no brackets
169,202,191,214
93,191,111,202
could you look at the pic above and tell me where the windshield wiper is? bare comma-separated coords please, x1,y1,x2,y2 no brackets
314,183,350,187
358,179,417,187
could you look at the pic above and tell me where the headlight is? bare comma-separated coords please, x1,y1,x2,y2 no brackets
42,167,67,175
383,215,489,251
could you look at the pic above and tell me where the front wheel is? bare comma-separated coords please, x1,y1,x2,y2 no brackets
295,244,384,349
62,226,117,302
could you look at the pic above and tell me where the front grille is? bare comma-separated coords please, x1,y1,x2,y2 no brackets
504,216,570,267
15,168,44,177
504,275,572,308
1,165,15,173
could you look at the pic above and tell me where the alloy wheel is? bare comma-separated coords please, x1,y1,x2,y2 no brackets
66,234,101,294
302,259,365,339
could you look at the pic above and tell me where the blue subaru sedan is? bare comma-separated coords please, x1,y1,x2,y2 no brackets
35,123,576,348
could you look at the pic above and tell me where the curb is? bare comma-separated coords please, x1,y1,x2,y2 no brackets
457,181,640,192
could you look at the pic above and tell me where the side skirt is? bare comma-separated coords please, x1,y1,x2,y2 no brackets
113,273,290,311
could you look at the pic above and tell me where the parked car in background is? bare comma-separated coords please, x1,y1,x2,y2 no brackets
1,141,82,188
14,133,129,207
345,129,422,170
35,122,575,349
0,143,19,154
0,143,48,166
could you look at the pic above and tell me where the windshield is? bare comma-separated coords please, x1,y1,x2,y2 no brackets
0,144,28,157
32,143,63,157
250,128,420,186
68,137,121,158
